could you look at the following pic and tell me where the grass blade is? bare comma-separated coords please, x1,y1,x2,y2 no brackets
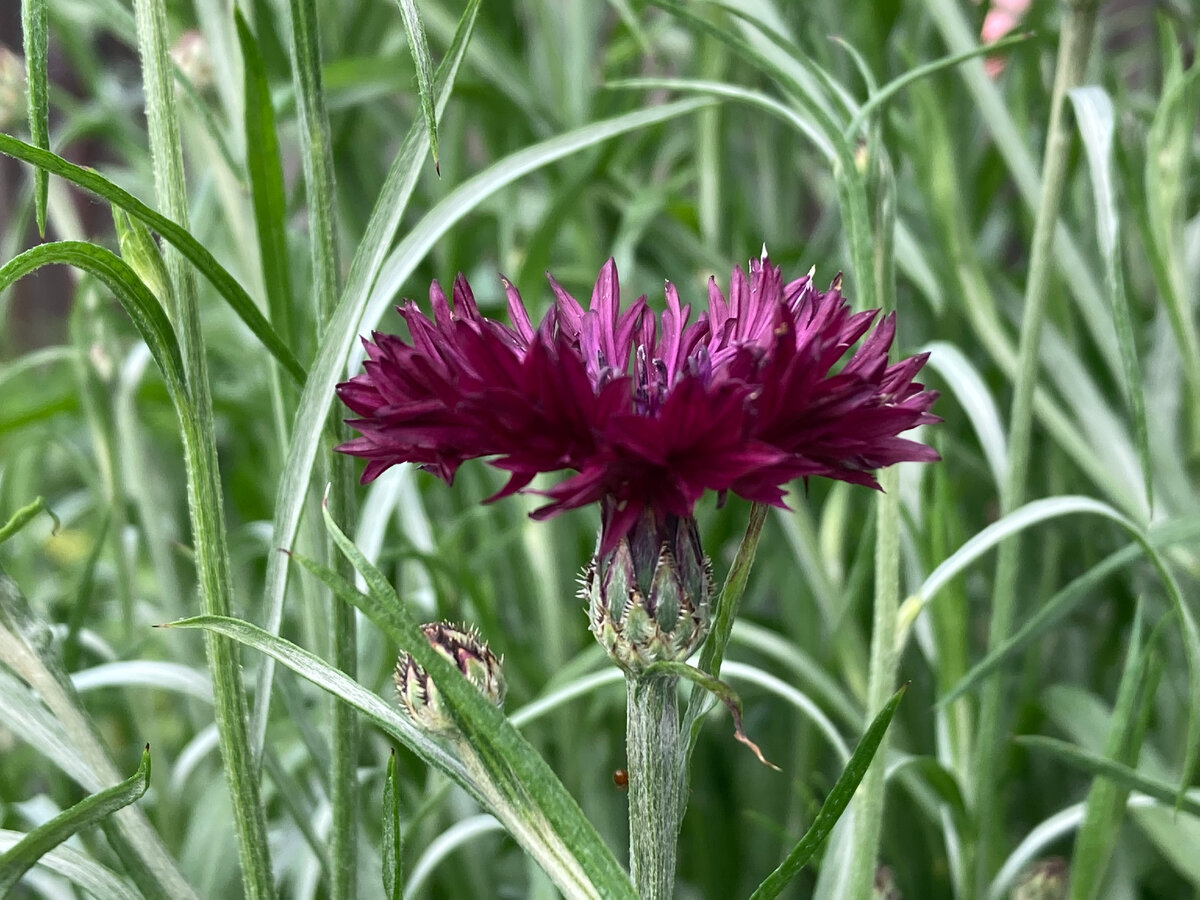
392,0,440,172
0,747,151,895
844,31,1035,137
235,10,296,348
1017,736,1200,819
1065,603,1158,900
383,751,403,900
0,832,140,900
1069,86,1151,511
1143,30,1200,451
363,97,711,329
0,134,306,384
939,517,1200,706
685,502,767,752
0,241,187,404
747,685,908,899
283,0,358,894
20,0,49,236
0,496,58,545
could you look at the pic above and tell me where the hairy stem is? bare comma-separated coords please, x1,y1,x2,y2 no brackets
131,0,274,894
626,673,685,900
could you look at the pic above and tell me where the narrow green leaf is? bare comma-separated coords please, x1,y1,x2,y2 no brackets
0,241,187,406
1067,603,1158,900
938,517,1200,706
1143,31,1200,447
286,0,340,321
383,751,403,900
0,496,58,545
162,614,471,788
0,831,140,900
316,503,636,899
1069,86,1151,510
607,76,834,162
235,10,295,347
0,134,306,385
921,341,1008,488
684,502,767,752
844,31,1034,137
748,685,908,899
648,660,778,770
0,746,151,895
1017,736,1200,819
63,513,110,671
21,0,49,236
392,0,440,171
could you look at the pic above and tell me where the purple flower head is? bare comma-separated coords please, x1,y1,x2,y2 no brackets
336,255,939,553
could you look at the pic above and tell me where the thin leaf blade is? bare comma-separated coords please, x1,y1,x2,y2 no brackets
0,746,152,895
748,686,908,899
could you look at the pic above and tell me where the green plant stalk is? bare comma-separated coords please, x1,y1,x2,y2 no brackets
131,0,274,895
971,0,1101,893
844,124,902,900
845,465,901,900
625,672,685,900
21,0,49,236
286,0,358,892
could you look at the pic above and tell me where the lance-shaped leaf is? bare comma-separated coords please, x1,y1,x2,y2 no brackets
0,746,152,895
748,686,907,899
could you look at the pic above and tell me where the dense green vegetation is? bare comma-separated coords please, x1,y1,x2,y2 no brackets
1,0,1198,897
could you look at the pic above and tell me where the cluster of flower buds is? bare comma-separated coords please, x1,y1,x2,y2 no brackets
394,622,505,733
584,511,712,674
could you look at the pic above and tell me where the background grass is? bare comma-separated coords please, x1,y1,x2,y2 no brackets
1,0,1199,898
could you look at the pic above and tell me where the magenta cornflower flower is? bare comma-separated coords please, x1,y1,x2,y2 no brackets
336,255,938,554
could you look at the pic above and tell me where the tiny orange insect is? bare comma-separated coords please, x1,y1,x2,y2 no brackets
612,768,629,790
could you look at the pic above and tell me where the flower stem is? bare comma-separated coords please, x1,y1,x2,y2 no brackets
971,0,1100,892
626,672,685,900
131,0,275,896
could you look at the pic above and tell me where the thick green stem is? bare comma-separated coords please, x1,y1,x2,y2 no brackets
131,0,274,895
626,673,685,900
970,0,1100,893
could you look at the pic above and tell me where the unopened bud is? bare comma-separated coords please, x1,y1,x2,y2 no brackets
395,622,505,733
170,30,213,93
874,865,900,900
585,512,712,673
1014,858,1068,900
0,48,26,130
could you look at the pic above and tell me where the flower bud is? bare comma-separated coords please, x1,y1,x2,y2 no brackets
1014,858,1068,900
873,865,900,900
585,512,712,673
394,622,505,733
0,48,26,131
170,30,213,93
